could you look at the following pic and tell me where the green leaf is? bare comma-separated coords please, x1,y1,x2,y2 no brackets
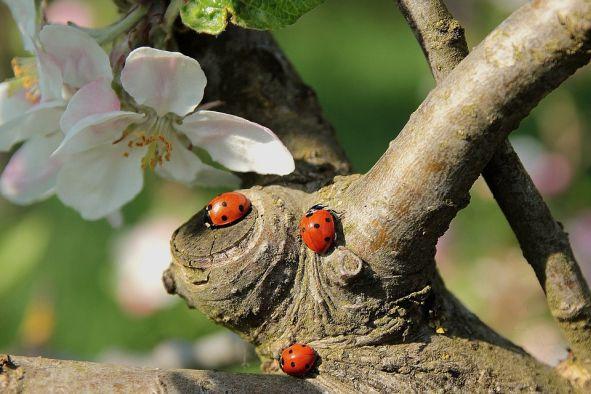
180,0,324,35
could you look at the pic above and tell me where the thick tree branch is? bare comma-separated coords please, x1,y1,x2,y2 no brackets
164,1,591,391
0,355,321,393
340,0,591,284
396,0,591,373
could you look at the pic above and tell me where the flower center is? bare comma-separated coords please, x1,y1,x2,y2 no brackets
116,114,175,170
9,57,40,104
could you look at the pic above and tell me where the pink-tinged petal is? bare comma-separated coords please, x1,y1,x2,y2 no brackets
0,81,33,125
0,132,62,204
0,100,63,151
60,77,120,133
121,47,206,117
156,133,240,187
54,111,144,156
177,110,295,175
56,142,147,220
39,24,112,89
46,0,94,27
3,0,37,53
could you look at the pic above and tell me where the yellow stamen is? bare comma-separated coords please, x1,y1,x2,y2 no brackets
9,57,40,104
114,125,173,171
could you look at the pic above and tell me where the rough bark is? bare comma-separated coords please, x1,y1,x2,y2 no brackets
396,0,591,378
0,355,320,393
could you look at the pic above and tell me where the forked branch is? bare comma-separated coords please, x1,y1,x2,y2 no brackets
395,0,591,374
341,0,591,279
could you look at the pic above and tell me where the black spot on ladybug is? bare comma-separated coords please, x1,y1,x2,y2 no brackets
324,237,331,242
301,344,306,347
207,204,212,210
221,215,228,221
288,349,293,354
291,362,296,367
221,201,227,207
305,364,310,369
325,217,331,222
313,223,320,229
239,204,244,211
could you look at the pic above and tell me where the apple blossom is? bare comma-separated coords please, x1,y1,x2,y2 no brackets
0,0,113,204
55,47,295,220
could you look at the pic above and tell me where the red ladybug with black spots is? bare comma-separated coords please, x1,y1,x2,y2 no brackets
280,343,317,376
299,204,336,254
205,192,251,228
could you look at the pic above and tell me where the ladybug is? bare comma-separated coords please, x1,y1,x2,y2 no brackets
299,205,336,254
205,192,251,228
279,343,316,376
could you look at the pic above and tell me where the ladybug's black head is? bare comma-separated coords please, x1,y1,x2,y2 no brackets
306,204,326,216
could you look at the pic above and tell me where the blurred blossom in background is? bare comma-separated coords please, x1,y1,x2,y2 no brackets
113,216,180,317
511,135,573,197
46,0,94,26
0,0,590,372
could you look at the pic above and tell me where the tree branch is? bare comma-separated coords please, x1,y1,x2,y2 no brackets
484,143,591,373
395,0,591,373
0,355,321,393
340,0,591,282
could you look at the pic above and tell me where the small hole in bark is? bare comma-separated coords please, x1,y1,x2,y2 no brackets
221,215,228,221
221,201,227,207
314,223,320,229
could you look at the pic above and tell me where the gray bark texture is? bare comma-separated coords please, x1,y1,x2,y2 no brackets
3,0,591,392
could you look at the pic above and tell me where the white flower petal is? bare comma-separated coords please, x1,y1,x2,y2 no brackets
3,0,37,53
39,24,112,89
177,110,295,175
60,77,120,133
0,132,62,204
56,143,147,220
156,133,240,187
54,111,144,156
121,47,206,117
0,81,33,125
35,49,64,101
0,100,63,151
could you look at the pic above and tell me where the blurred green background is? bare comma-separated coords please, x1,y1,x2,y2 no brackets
0,0,589,371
